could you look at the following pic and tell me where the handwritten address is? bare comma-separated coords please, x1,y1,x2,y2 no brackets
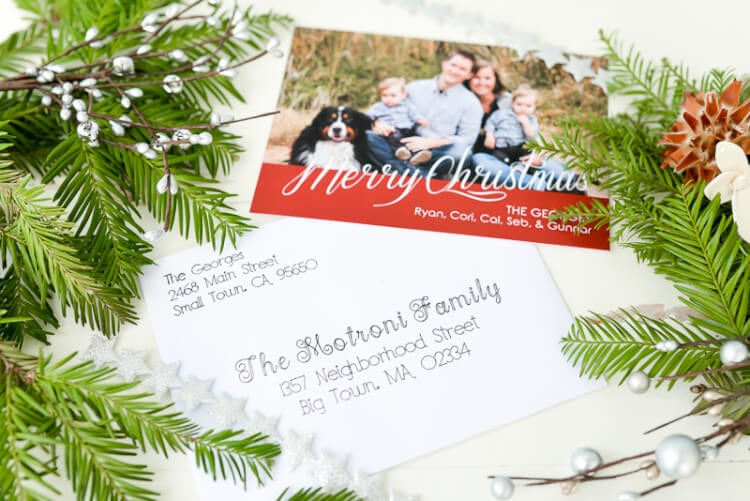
232,277,502,418
160,252,319,317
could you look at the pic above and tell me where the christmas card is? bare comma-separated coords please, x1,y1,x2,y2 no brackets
250,27,610,249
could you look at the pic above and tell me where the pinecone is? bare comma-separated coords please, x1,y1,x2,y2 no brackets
659,79,750,183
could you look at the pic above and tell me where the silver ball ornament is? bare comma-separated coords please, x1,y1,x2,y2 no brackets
626,371,650,394
719,339,748,366
570,447,602,474
489,475,514,499
655,434,701,479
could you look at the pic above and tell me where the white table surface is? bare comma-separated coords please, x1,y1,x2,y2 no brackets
4,1,749,499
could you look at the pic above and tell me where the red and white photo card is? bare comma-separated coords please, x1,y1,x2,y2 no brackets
251,27,609,249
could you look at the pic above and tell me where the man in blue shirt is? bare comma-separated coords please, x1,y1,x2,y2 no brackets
367,50,482,177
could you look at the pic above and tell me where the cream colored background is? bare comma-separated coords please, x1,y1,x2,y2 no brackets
3,0,749,499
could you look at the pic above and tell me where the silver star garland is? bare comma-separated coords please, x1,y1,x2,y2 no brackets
113,348,151,381
313,450,352,491
351,470,387,501
533,46,569,68
82,330,390,497
208,391,247,429
506,32,542,60
562,54,597,82
171,375,215,411
247,410,281,442
78,332,118,367
140,360,181,398
591,68,613,94
280,430,315,472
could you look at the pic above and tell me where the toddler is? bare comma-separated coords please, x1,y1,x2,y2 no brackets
483,84,538,164
367,77,432,165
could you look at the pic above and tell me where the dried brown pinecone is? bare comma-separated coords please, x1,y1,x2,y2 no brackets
659,79,750,183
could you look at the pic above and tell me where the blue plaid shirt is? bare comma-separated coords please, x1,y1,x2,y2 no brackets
367,100,422,129
484,107,538,147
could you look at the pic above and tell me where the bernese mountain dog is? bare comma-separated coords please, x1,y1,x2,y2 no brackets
290,105,372,171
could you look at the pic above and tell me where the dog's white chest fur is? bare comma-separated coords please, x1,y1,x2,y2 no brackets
308,140,361,171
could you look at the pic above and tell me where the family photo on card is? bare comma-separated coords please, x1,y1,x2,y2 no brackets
252,28,610,249
265,28,606,190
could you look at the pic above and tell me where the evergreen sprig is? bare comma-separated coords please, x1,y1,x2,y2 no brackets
0,0,291,343
597,30,736,129
532,31,750,414
562,310,720,389
1,128,137,342
0,340,281,500
276,488,364,501
648,185,750,338
0,3,366,500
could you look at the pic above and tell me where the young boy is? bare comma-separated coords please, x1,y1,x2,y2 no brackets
367,77,432,165
483,84,538,164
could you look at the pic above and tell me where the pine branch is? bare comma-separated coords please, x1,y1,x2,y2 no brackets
40,354,280,489
498,30,750,500
0,341,284,501
562,310,720,388
44,142,153,297
0,101,64,177
0,269,58,344
598,30,679,128
534,112,679,197
0,342,61,500
166,173,254,249
549,198,610,230
534,111,679,244
562,188,750,386
277,487,364,501
0,0,290,340
0,138,59,344
662,61,737,103
2,170,137,337
193,429,279,487
649,186,750,338
0,23,45,77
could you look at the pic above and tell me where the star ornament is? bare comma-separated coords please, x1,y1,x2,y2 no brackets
140,361,181,398
591,68,612,94
171,375,214,411
313,450,351,490
114,349,151,381
208,392,247,429
705,141,750,242
248,410,281,442
351,471,386,501
563,55,596,82
78,333,118,367
507,32,541,60
532,46,568,69
280,430,314,472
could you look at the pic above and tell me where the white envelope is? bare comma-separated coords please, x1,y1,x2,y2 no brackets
141,217,602,497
